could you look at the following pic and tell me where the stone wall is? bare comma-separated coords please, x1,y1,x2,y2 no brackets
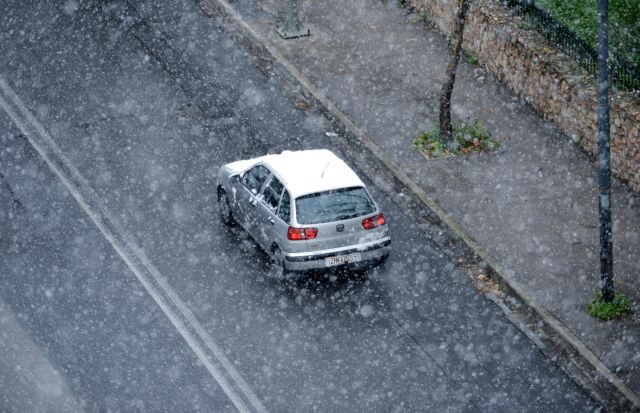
408,0,640,191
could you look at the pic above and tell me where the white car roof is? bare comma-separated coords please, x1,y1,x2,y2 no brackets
230,149,365,198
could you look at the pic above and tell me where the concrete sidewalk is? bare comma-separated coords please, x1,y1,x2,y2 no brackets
198,0,640,409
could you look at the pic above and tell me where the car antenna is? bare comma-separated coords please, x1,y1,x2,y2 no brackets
321,161,330,178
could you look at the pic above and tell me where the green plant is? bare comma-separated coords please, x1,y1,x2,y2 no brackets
465,50,479,66
397,0,407,7
587,292,631,320
410,10,429,24
414,119,500,159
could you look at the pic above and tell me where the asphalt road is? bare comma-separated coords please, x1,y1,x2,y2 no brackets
0,1,597,411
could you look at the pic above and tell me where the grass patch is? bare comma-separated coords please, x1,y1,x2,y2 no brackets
587,292,631,320
414,120,500,159
536,0,640,68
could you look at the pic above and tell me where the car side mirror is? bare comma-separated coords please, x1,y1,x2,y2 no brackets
251,188,258,196
230,174,240,184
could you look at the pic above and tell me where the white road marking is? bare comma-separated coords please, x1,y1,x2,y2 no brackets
0,77,267,413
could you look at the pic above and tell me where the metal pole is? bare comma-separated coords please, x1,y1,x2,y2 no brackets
277,0,310,39
597,0,614,301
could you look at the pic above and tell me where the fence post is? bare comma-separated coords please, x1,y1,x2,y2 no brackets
277,0,310,39
596,0,614,302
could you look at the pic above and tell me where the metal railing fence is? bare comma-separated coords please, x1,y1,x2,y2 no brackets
503,0,640,91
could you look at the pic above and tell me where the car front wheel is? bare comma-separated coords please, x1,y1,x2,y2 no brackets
218,189,234,226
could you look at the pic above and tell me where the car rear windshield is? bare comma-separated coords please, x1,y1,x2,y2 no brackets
295,187,376,224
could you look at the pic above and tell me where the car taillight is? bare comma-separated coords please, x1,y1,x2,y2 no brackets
362,213,386,230
287,226,318,240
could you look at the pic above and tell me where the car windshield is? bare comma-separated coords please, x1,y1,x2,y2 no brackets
295,187,376,224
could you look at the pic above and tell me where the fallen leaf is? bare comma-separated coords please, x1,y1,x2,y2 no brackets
295,99,309,110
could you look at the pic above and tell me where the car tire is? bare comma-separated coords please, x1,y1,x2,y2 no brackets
218,189,234,226
269,247,287,278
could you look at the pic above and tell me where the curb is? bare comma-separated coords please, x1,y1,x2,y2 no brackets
196,0,639,410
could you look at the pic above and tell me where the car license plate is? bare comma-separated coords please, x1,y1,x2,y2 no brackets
325,252,361,267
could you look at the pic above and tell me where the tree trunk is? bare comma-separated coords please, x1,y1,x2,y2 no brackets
439,0,471,146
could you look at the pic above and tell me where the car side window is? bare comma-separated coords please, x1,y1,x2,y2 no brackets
262,176,284,213
241,165,270,194
278,190,291,223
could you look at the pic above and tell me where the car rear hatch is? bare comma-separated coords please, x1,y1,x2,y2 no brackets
305,215,387,252
294,186,387,253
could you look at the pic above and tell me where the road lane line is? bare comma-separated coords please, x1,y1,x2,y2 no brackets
0,77,267,413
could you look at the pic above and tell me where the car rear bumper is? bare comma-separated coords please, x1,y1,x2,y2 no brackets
282,238,391,271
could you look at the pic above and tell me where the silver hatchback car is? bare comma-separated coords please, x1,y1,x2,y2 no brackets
216,149,390,276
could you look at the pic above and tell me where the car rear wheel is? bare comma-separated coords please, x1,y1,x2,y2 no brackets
218,189,234,226
269,247,287,278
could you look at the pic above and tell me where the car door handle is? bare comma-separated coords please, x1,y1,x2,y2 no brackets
268,217,275,225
